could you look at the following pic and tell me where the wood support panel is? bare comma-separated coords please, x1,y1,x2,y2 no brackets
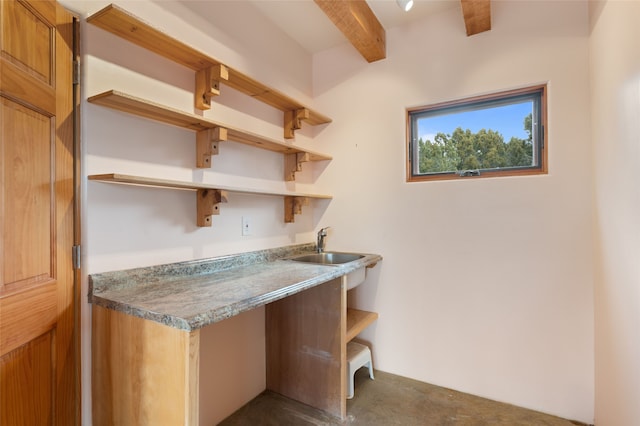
92,306,199,426
283,196,309,223
266,278,346,419
196,189,227,227
196,127,224,168
284,108,310,139
314,0,386,63
460,0,492,36
284,152,310,181
195,64,229,110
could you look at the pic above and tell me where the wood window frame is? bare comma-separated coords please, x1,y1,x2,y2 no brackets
406,84,548,182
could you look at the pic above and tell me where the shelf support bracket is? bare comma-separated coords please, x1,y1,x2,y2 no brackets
284,196,309,223
195,64,229,110
196,127,227,168
284,108,310,139
284,152,310,181
197,189,228,227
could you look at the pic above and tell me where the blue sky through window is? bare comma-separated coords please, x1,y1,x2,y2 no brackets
418,101,532,143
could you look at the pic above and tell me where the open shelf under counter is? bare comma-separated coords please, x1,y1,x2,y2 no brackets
88,173,332,226
87,90,331,177
346,308,379,342
86,4,331,138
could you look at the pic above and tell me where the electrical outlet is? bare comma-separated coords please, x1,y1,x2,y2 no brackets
242,216,251,236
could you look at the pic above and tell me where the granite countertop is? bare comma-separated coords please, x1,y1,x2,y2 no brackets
89,243,382,331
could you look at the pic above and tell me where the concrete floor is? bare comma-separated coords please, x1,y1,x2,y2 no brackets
219,369,587,426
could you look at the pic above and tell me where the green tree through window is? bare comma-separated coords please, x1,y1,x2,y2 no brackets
416,113,534,174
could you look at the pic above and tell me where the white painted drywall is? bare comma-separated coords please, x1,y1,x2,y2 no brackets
589,1,640,425
313,1,594,423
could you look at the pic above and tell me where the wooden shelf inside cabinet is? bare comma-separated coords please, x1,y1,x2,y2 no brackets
89,173,332,227
88,90,331,179
346,308,378,342
86,4,332,139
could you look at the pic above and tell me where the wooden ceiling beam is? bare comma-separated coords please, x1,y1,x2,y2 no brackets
460,0,492,36
314,0,386,63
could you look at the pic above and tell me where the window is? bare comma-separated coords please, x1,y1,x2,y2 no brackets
406,85,547,182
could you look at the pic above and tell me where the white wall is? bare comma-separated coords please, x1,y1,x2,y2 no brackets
590,1,640,425
61,0,599,424
313,1,594,423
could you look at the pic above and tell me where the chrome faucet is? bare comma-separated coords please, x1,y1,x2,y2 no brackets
317,227,330,253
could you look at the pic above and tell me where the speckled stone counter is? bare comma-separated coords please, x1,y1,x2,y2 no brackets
89,243,382,331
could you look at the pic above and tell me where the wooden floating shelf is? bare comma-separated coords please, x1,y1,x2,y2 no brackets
88,90,331,179
86,4,332,139
89,173,332,227
346,308,378,342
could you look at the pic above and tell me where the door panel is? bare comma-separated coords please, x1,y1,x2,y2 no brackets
1,97,53,293
1,331,54,425
0,0,77,424
0,0,54,84
0,283,56,355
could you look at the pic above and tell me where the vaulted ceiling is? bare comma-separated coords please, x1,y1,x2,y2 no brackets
249,0,491,62
314,0,490,62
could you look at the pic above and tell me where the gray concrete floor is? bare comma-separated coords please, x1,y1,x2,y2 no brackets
219,369,587,425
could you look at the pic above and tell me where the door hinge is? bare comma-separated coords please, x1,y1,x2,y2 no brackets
73,60,80,85
72,245,81,270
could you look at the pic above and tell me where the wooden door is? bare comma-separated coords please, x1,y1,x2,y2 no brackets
0,0,78,424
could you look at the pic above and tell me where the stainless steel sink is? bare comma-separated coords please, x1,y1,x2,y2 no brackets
289,252,364,265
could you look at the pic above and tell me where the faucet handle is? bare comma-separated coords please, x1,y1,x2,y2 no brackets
317,227,330,253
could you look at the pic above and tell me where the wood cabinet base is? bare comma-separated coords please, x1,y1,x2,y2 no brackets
92,306,199,426
91,277,377,423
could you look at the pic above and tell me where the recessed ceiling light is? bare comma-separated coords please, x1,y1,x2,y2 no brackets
396,0,414,12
